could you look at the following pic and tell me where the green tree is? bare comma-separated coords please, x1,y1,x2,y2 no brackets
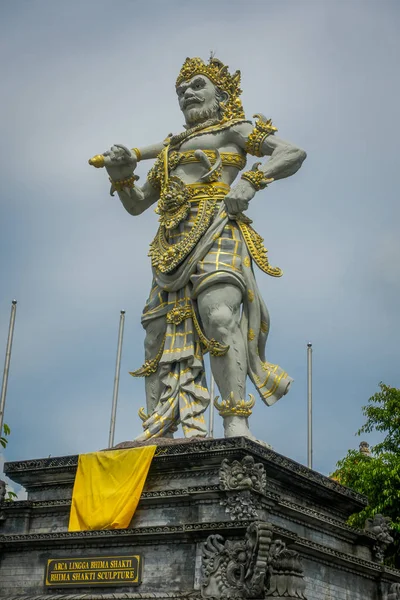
0,423,11,449
331,383,400,567
0,424,17,500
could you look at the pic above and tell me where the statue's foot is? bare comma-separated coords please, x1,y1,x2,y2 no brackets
223,416,272,448
223,416,257,440
254,439,273,450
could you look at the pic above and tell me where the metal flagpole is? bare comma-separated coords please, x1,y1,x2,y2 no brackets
208,373,215,438
0,300,18,437
108,310,125,448
307,342,313,469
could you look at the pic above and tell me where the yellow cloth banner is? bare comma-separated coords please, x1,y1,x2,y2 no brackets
68,446,156,531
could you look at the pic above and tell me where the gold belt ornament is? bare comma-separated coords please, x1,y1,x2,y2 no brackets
150,143,230,272
149,181,230,274
155,176,191,230
166,303,192,325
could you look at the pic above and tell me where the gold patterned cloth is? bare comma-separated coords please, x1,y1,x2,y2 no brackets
132,180,292,440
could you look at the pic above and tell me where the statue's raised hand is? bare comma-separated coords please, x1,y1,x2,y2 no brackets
104,144,137,181
223,179,256,217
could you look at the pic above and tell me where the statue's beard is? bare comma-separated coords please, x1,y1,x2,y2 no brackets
184,99,220,126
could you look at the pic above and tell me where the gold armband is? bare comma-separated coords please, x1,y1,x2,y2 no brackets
109,174,139,192
132,147,142,161
244,114,277,157
241,169,273,191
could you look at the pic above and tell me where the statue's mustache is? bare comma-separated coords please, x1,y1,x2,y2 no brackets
182,96,205,110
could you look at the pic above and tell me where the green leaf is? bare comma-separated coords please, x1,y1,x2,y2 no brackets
6,491,18,501
331,382,400,567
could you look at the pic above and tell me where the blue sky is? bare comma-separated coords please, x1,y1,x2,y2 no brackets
0,0,399,484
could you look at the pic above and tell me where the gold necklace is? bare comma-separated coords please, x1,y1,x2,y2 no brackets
169,118,221,147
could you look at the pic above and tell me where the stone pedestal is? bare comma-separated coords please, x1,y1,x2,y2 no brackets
1,437,399,599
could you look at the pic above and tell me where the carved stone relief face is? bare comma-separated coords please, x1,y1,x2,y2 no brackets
176,75,222,126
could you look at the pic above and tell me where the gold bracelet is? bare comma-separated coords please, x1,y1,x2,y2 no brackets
132,147,142,162
109,174,139,192
241,169,273,191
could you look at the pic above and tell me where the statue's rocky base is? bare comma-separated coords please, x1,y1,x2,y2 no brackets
1,437,400,599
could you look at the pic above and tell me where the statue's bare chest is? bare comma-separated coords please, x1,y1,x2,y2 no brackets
177,130,240,154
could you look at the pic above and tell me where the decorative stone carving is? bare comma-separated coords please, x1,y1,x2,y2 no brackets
365,514,394,563
0,480,6,503
388,583,400,599
220,489,260,521
0,481,6,522
219,455,266,493
359,441,371,456
266,543,307,599
201,521,307,599
219,456,265,521
201,521,273,599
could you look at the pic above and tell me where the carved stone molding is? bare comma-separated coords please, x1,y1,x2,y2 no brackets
4,438,368,512
241,438,367,506
221,489,261,521
0,480,6,502
365,514,394,563
266,543,307,599
219,455,266,493
389,583,400,599
275,498,375,542
3,594,201,600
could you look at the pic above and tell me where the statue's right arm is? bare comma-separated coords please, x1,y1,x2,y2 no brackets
134,142,166,161
103,142,164,216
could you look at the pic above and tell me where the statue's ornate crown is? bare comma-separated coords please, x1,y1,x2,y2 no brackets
176,56,245,122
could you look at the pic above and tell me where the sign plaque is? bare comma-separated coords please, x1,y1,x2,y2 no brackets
45,554,142,587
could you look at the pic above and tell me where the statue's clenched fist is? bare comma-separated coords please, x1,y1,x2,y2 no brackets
104,144,137,181
223,179,256,216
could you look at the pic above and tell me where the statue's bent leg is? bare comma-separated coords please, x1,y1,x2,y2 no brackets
197,282,255,440
143,315,167,417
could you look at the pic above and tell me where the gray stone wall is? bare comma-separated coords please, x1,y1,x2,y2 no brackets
0,541,197,597
1,438,399,599
304,558,378,600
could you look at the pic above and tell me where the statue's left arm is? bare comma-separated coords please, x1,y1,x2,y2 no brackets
224,118,307,214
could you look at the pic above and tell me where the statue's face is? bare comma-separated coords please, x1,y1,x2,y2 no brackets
176,75,220,126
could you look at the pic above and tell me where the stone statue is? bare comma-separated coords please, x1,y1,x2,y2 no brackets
364,513,394,563
89,56,306,442
219,455,266,521
359,441,371,456
201,521,307,599
389,583,400,600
